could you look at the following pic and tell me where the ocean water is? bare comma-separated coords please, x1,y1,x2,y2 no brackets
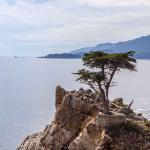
0,58,149,150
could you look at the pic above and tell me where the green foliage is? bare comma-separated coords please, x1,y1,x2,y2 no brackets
74,69,105,84
82,51,136,70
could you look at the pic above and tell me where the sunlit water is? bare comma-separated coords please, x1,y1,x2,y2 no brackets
0,58,149,150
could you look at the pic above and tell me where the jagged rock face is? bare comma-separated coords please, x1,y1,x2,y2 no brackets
55,85,66,109
18,86,150,150
39,93,98,150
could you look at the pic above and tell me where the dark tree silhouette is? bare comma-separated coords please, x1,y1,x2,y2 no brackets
74,51,136,114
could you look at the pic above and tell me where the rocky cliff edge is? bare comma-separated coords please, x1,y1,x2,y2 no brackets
18,86,150,150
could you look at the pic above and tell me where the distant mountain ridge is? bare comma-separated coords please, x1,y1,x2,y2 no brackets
42,35,150,59
71,47,93,54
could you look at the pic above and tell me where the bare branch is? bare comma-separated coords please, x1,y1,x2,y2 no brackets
127,99,134,109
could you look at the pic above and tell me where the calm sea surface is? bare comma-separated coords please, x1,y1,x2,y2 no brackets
0,58,149,150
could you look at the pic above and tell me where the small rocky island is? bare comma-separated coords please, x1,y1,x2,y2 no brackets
18,86,150,150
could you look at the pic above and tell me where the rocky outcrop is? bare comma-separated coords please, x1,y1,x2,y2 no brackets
55,86,66,109
18,86,150,150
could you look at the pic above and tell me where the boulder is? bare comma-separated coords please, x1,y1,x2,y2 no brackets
96,113,127,127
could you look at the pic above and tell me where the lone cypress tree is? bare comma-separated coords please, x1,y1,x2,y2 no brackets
74,51,136,114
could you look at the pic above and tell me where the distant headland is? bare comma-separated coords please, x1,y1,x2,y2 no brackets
40,35,150,59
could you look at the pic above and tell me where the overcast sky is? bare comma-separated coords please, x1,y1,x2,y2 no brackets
0,0,150,56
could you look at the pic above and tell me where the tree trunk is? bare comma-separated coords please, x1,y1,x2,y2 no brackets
97,83,109,114
103,98,109,114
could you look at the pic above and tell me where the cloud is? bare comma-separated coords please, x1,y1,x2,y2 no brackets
75,0,150,7
0,0,149,56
